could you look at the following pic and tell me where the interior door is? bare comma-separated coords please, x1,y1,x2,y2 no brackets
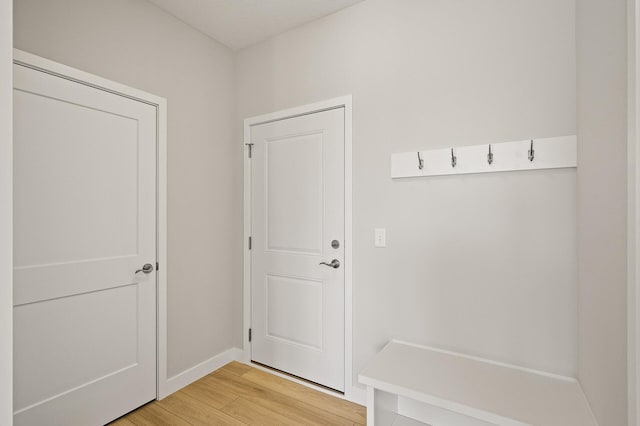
250,107,345,392
13,62,157,425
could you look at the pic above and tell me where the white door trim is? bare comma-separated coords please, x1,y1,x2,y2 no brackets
630,1,640,424
1,2,12,424
242,95,359,403
12,49,171,401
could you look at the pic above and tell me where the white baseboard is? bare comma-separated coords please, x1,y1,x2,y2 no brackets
160,347,242,399
159,346,366,407
347,385,367,405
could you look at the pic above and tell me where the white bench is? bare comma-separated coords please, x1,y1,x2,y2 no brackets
359,341,596,426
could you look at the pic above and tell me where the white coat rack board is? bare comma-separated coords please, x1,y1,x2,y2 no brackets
391,135,577,178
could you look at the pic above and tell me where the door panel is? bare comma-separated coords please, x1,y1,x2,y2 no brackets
251,108,345,392
14,285,139,410
13,89,139,267
13,63,157,426
266,274,323,349
265,132,323,254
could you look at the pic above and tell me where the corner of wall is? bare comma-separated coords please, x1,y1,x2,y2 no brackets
160,347,243,399
577,0,630,424
0,0,12,424
628,0,639,423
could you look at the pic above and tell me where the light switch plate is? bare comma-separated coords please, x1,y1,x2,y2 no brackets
374,228,386,248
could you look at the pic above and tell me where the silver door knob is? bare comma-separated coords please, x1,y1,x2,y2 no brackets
319,259,340,269
135,263,154,274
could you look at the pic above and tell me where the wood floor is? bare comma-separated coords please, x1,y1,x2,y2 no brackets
109,362,366,426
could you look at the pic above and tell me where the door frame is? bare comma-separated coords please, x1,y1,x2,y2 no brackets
11,49,171,401
242,95,357,402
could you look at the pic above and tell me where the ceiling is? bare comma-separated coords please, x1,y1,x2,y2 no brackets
147,0,365,50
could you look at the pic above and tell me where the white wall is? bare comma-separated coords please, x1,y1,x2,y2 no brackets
1,0,12,423
13,0,237,378
235,0,578,386
577,0,629,424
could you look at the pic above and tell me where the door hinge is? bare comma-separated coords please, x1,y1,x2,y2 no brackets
156,262,159,272
248,236,252,250
248,328,252,342
245,142,254,158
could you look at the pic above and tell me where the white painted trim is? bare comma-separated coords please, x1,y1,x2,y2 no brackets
244,96,352,127
349,384,367,406
164,348,242,396
12,49,170,402
242,115,252,365
343,98,355,403
242,95,356,401
630,1,640,424
156,93,169,400
0,1,12,424
13,50,166,108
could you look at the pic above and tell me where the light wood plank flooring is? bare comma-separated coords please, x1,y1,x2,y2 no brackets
109,362,366,426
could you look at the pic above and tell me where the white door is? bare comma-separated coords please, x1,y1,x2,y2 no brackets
13,62,157,425
250,107,345,392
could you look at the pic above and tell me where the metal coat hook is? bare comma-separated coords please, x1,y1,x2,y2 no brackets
417,152,424,170
528,140,535,162
487,144,493,165
451,148,457,168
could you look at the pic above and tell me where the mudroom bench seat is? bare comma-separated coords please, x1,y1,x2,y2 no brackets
358,341,596,426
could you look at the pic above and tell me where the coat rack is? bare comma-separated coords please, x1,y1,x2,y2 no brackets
390,135,576,178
